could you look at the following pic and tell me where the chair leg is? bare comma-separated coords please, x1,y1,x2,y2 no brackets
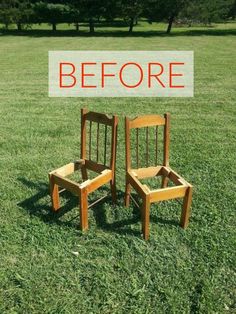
161,175,169,188
110,177,117,204
180,186,193,229
142,195,150,240
79,189,88,231
125,180,131,207
49,174,60,211
81,166,88,181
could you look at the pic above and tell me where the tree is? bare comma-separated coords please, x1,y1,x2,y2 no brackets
163,0,190,33
0,0,14,29
143,0,163,26
228,0,236,19
34,2,71,31
144,0,189,33
0,0,33,30
76,0,107,33
62,0,80,31
120,0,143,33
180,0,234,25
70,6,80,31
102,0,119,22
13,1,33,31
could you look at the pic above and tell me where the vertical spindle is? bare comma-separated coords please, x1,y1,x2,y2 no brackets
89,121,92,160
155,126,158,165
104,124,107,165
96,123,100,162
146,127,149,167
136,128,139,168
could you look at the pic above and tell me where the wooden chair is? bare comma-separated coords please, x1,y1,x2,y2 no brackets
125,113,193,240
49,108,118,231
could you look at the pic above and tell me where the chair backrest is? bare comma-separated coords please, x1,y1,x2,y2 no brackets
125,113,170,170
81,108,118,173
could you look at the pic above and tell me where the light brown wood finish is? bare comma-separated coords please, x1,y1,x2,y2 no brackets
163,113,170,167
79,188,88,231
49,160,84,177
131,166,162,179
125,117,131,171
149,185,187,202
49,108,118,232
81,108,88,159
142,194,150,241
96,123,100,162
125,113,193,240
89,120,92,160
85,111,113,126
85,159,109,173
129,115,165,129
146,127,149,167
110,116,118,203
104,125,107,165
52,173,81,195
180,185,193,229
125,182,131,207
136,128,139,168
81,108,88,181
125,117,132,206
155,126,158,165
48,173,60,211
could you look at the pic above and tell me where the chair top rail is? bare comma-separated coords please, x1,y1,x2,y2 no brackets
84,111,114,126
128,114,166,129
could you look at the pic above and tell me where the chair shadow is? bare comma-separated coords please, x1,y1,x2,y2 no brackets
17,177,142,235
17,177,79,227
18,177,179,237
90,191,142,237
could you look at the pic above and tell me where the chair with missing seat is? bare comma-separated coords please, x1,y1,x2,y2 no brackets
125,113,193,240
49,108,118,231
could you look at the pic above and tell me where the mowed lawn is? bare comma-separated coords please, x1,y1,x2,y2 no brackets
0,23,236,313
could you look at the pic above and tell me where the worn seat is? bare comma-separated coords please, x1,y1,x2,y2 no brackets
49,108,118,231
125,113,193,240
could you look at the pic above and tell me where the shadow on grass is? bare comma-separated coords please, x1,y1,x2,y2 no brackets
190,281,204,314
1,27,236,38
17,177,178,237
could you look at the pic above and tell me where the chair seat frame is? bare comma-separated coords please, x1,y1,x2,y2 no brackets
49,109,118,231
125,113,193,240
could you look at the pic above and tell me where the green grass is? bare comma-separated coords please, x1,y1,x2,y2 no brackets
0,22,236,313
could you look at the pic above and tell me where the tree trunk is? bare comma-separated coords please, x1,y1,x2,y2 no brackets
17,23,22,31
166,14,175,34
52,23,56,31
89,19,94,33
129,17,134,33
75,22,79,31
5,23,9,30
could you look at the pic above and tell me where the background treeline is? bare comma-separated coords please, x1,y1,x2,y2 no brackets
0,0,235,33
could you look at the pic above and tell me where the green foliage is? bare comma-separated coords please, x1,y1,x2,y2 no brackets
33,2,72,29
0,4,14,28
0,0,33,30
120,0,143,21
228,0,236,19
119,0,144,32
0,0,235,32
181,0,235,24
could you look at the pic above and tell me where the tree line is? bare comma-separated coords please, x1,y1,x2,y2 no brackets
0,0,235,34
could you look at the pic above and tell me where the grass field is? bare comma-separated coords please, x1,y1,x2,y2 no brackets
0,22,236,313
